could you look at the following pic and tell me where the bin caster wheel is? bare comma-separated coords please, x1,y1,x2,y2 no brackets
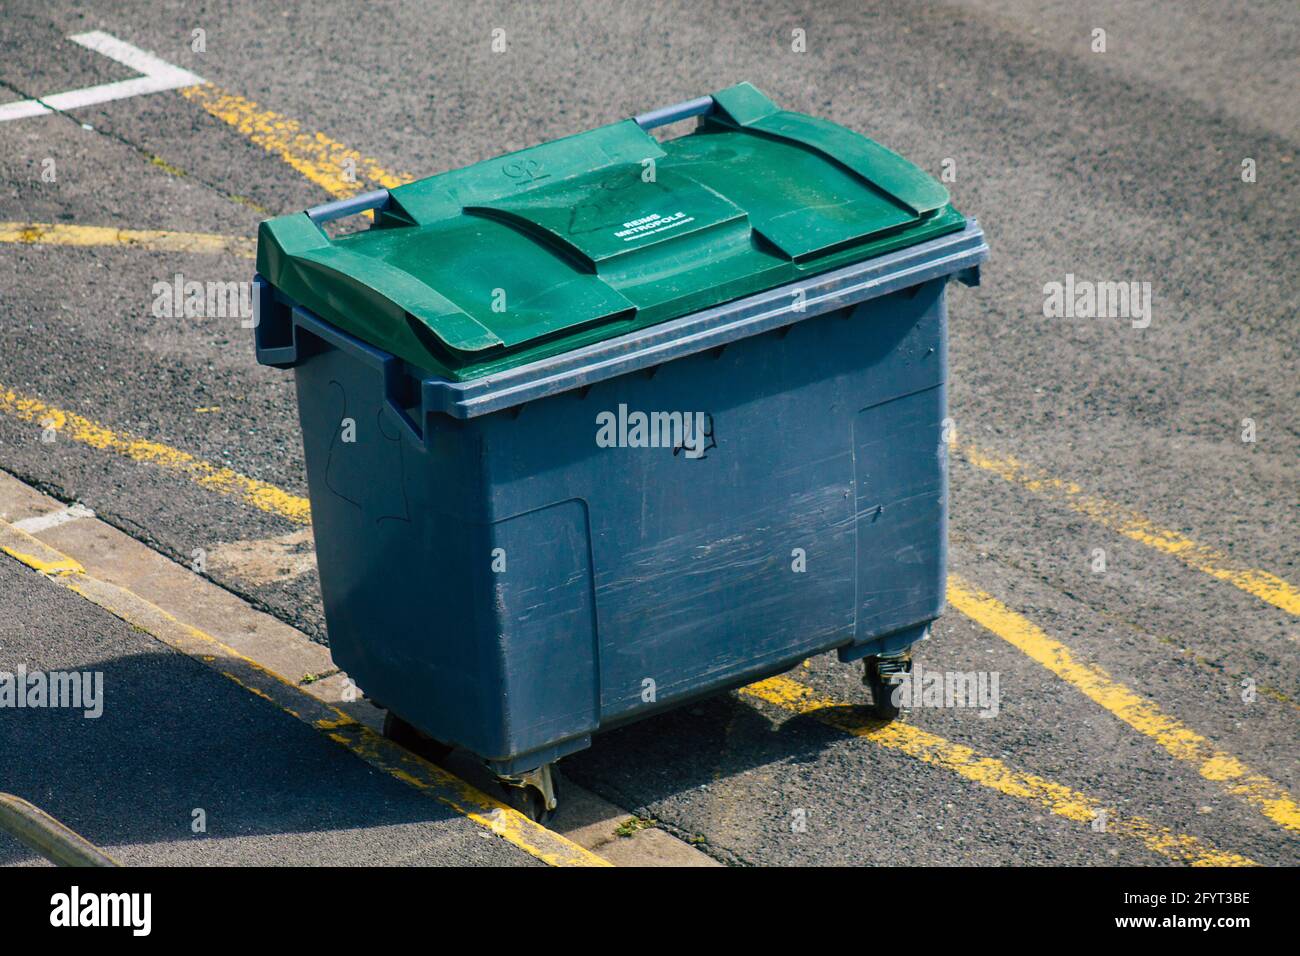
863,652,912,721
382,712,455,765
497,764,560,825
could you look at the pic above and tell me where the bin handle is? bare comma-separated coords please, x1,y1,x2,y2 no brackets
634,95,715,130
301,99,712,226
300,100,713,227
305,188,392,225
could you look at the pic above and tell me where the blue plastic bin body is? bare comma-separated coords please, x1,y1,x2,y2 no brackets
255,221,987,774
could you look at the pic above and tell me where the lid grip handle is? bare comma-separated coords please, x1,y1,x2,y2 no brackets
634,95,715,130
305,189,392,225
302,99,713,227
301,100,713,227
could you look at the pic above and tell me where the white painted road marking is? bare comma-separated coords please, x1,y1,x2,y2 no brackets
12,503,96,534
0,31,202,123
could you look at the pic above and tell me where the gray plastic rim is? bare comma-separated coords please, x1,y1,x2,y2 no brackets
423,218,987,419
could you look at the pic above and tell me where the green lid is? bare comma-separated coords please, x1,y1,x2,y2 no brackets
257,83,965,381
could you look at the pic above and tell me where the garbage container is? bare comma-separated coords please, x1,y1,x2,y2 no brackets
254,82,987,819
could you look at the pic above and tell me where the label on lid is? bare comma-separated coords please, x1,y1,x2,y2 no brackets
470,168,749,270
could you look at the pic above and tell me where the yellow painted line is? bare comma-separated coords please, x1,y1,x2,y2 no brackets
948,575,1300,833
0,517,88,577
958,441,1300,616
0,517,608,867
180,83,410,199
0,543,84,575
0,386,312,525
0,387,1284,849
741,675,1255,866
0,222,254,258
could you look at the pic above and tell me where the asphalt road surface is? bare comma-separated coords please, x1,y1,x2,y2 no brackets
0,557,538,866
0,0,1296,866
